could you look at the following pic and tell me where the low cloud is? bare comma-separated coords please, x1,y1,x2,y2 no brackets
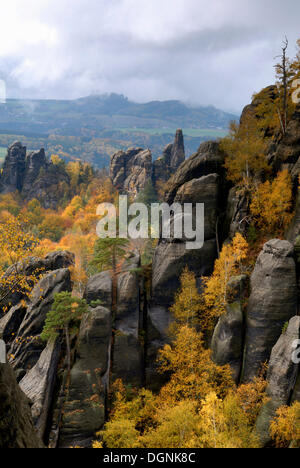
0,0,299,112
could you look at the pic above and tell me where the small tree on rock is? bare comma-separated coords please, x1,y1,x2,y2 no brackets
41,291,88,373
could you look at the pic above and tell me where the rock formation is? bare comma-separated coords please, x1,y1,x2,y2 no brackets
146,141,226,389
243,240,298,382
59,306,111,448
255,316,300,446
112,266,143,388
270,103,300,176
0,363,44,448
211,275,247,383
164,140,225,203
0,142,26,193
1,91,300,449
0,142,70,209
9,268,72,375
110,147,152,197
19,340,61,441
110,129,186,196
152,129,185,183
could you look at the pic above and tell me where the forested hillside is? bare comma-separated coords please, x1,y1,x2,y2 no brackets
0,94,235,167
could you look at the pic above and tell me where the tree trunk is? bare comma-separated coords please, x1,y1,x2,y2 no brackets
65,325,71,374
112,246,117,320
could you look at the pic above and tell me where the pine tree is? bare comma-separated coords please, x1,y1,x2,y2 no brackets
90,237,129,316
41,291,88,373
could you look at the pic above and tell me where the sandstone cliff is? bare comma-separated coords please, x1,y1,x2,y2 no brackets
0,142,70,209
110,129,185,196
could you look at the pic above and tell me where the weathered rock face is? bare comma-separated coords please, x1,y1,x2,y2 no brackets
0,303,27,343
243,239,298,382
0,142,71,209
295,235,300,266
84,271,112,309
153,128,186,178
0,141,26,193
240,86,278,131
22,162,70,210
0,251,74,319
211,275,247,383
19,340,61,441
150,168,221,313
174,173,220,240
44,251,75,271
148,242,217,390
0,363,44,448
22,149,48,194
146,143,226,389
59,306,112,448
225,187,250,239
292,373,300,403
112,269,143,387
165,141,225,203
255,316,300,447
9,268,72,374
110,147,152,197
272,104,300,174
123,149,152,197
170,129,185,169
287,191,300,243
111,130,186,194
153,144,173,183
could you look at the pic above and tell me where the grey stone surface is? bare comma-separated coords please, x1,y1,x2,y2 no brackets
9,268,72,372
243,239,297,382
84,271,112,309
59,306,111,448
0,363,44,448
20,339,61,439
256,316,300,446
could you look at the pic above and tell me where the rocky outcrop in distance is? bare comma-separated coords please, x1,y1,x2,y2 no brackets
0,142,70,209
110,129,185,196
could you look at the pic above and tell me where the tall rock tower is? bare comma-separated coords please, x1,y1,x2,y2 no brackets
170,129,185,170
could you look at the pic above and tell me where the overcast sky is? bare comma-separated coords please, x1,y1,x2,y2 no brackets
0,0,299,113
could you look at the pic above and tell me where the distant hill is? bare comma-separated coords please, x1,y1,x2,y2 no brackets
0,94,238,167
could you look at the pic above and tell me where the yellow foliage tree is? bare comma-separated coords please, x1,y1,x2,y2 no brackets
140,400,200,448
235,374,268,426
169,267,203,334
0,215,41,313
201,233,248,330
252,38,300,138
250,169,293,234
270,402,300,448
221,115,269,189
194,392,260,448
158,325,234,405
